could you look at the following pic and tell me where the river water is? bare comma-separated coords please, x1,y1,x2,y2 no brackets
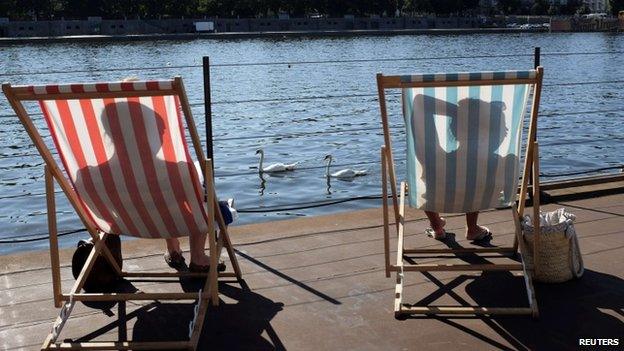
1,32,623,254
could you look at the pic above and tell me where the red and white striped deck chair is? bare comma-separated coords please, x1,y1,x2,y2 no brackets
3,77,242,351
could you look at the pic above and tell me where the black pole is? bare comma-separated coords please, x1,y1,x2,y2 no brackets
202,56,214,166
534,46,541,68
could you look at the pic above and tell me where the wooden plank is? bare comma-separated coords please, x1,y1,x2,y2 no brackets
205,159,219,307
403,247,516,254
46,166,62,308
402,263,524,272
46,341,190,350
61,292,210,301
70,233,109,295
532,142,541,280
378,75,538,89
11,89,178,101
376,74,400,234
393,182,407,315
189,159,218,350
381,146,391,278
518,66,543,217
398,306,533,315
213,196,242,279
121,271,237,278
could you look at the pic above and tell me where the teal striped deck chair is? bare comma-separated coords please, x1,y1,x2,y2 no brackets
377,67,544,318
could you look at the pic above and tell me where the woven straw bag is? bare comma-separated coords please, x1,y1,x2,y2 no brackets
522,208,584,283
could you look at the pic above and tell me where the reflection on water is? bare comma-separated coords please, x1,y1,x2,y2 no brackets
0,33,623,253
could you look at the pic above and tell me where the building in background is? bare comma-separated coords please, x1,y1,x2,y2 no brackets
583,0,608,13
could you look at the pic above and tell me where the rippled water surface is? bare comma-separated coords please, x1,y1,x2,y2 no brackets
1,33,623,253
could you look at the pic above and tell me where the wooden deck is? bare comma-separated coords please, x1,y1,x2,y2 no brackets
1,186,623,350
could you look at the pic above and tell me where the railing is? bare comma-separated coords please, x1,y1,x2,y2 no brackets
0,48,623,245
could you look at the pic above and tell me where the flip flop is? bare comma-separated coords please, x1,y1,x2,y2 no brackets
164,251,186,270
425,216,447,240
467,226,492,242
189,260,227,273
425,227,447,240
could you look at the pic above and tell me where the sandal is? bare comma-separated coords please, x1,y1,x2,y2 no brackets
425,217,447,240
189,260,227,273
425,227,447,240
164,251,186,270
467,226,492,242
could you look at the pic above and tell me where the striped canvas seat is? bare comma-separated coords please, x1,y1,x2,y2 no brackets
377,67,543,318
4,77,243,350
35,81,208,238
401,70,533,213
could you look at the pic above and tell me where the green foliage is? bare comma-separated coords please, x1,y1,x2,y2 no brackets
401,0,433,14
0,0,608,20
609,0,624,15
497,0,522,15
559,0,583,15
531,0,548,15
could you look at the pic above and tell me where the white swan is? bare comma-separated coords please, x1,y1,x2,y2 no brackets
324,155,367,179
256,149,298,173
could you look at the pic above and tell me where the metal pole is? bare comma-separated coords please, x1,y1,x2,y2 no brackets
202,56,214,167
534,46,541,68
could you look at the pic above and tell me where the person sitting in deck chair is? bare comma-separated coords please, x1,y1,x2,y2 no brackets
75,98,228,273
165,199,237,271
119,77,236,270
415,97,516,242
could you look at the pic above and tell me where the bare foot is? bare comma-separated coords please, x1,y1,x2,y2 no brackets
190,253,211,267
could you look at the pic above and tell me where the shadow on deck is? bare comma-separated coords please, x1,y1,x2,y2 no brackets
1,192,623,350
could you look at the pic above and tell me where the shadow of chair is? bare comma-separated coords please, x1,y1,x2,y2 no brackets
71,278,285,350
466,269,624,350
404,234,623,349
133,280,285,350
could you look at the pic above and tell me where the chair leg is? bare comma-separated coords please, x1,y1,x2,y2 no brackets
393,202,537,318
42,234,107,347
513,203,539,318
221,229,242,279
214,196,242,280
45,166,62,308
381,146,391,278
394,182,407,317
189,275,213,350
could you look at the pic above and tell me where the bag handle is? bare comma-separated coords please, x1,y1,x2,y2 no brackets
566,224,584,278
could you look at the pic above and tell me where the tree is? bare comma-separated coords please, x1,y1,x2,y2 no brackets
430,0,461,15
498,0,522,15
11,0,57,20
547,5,558,16
560,0,583,15
576,4,590,14
0,0,16,18
402,0,433,14
531,0,548,15
609,0,624,15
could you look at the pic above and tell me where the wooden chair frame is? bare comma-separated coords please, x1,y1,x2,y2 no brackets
377,67,544,318
2,77,242,350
